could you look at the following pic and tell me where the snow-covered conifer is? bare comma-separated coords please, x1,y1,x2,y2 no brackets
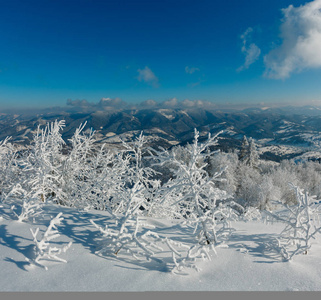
239,135,249,161
247,138,260,168
239,136,260,169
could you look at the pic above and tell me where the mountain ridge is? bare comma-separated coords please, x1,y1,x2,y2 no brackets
1,105,321,161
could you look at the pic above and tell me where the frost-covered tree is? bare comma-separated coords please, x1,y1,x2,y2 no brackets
20,120,66,203
59,122,96,208
235,165,280,210
0,137,19,202
58,122,126,211
90,133,161,259
239,135,249,161
85,145,129,211
292,160,321,200
207,151,239,196
268,162,298,206
151,129,240,250
247,138,260,168
235,164,260,208
60,122,128,211
114,131,160,215
90,132,229,274
239,136,260,169
3,121,65,223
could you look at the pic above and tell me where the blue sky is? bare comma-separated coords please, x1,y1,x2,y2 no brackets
1,0,321,109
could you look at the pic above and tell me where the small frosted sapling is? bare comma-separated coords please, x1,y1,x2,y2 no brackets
28,212,72,270
265,183,321,261
11,199,43,223
8,184,43,223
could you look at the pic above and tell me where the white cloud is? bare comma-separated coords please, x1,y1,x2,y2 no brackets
67,99,91,107
99,97,125,107
161,98,216,108
143,99,157,106
137,66,159,87
264,0,321,79
181,99,214,107
185,66,200,74
65,97,127,112
163,97,179,107
237,27,261,72
139,99,157,107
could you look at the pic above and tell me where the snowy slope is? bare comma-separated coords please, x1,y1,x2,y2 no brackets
1,203,321,291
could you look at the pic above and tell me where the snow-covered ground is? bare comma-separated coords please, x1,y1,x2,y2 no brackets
1,202,321,292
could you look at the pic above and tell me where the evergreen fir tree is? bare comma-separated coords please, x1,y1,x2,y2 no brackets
247,138,260,168
239,136,259,169
239,135,249,162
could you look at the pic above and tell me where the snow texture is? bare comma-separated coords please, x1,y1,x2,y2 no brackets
1,203,321,291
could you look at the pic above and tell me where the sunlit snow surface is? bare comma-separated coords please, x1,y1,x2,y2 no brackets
1,203,321,291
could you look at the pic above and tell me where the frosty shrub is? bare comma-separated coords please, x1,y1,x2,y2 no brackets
292,161,321,200
207,151,239,196
28,212,72,270
265,183,321,261
19,120,66,203
85,145,129,212
58,122,95,208
113,131,160,215
59,123,109,209
59,122,131,211
235,164,280,210
90,132,217,274
151,129,241,257
91,216,193,273
0,137,19,202
268,161,299,206
90,133,164,265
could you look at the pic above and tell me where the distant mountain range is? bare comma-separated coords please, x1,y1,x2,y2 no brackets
1,104,321,162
